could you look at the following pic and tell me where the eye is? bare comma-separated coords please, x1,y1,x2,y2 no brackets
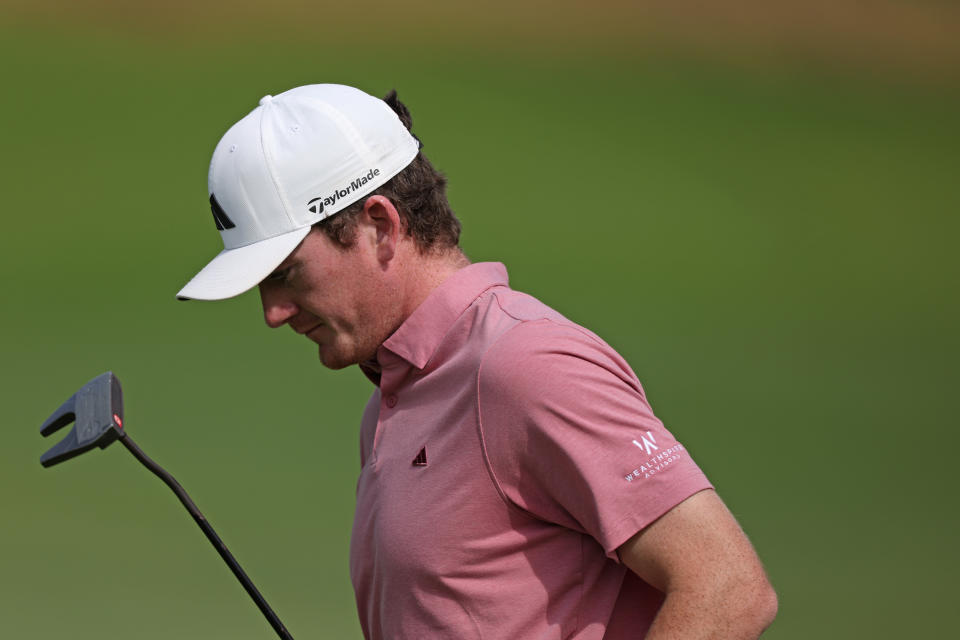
265,267,291,284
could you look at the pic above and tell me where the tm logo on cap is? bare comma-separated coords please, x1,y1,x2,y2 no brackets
307,197,324,215
209,194,236,231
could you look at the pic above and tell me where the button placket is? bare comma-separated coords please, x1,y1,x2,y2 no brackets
370,351,408,465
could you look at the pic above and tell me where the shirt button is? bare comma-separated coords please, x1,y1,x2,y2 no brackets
385,394,398,408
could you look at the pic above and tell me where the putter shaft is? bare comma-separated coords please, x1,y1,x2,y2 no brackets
119,434,293,640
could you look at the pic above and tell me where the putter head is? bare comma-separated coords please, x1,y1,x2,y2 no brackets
40,372,124,468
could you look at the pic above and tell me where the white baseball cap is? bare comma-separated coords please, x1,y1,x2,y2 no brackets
176,84,421,300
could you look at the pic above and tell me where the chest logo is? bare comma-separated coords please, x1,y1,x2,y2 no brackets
412,446,428,467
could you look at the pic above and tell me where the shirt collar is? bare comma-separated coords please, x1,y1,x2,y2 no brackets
377,262,509,371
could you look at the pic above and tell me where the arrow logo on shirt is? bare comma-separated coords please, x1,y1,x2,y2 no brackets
412,446,428,467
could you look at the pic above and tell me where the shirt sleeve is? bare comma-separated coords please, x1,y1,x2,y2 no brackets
477,319,713,559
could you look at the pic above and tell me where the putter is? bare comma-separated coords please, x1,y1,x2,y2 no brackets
40,372,294,640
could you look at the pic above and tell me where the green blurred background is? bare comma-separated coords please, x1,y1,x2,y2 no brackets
1,1,957,637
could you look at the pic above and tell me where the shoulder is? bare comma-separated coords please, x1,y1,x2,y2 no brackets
476,317,655,488
478,317,642,405
474,316,711,543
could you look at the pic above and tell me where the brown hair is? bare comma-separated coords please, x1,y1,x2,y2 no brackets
315,90,462,252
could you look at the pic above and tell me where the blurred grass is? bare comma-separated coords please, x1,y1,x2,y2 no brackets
1,13,958,640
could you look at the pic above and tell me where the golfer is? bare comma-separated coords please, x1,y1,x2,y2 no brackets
178,84,777,639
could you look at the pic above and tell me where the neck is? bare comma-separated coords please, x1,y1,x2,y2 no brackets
399,248,471,319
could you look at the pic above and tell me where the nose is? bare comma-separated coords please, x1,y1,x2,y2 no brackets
259,285,299,329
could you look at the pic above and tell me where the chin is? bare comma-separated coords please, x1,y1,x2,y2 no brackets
318,351,354,370
318,343,371,370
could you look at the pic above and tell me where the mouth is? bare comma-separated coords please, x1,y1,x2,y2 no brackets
292,321,324,336
302,323,326,341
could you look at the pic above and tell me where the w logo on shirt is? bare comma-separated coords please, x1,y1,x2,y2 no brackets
632,432,659,456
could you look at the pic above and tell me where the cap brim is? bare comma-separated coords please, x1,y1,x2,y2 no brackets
176,226,312,301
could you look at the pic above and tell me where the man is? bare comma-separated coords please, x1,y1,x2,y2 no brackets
177,84,777,639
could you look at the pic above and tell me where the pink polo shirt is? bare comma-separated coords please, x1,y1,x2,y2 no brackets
350,263,712,639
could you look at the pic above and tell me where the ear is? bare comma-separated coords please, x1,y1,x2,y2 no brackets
361,195,403,265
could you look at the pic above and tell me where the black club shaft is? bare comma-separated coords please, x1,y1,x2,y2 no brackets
119,434,293,640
